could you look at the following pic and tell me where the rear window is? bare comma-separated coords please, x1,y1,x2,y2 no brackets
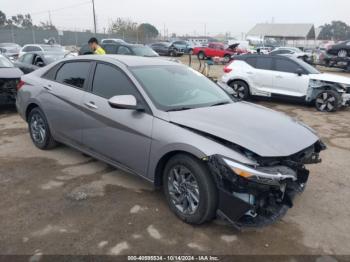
55,62,90,89
245,57,256,67
255,57,273,70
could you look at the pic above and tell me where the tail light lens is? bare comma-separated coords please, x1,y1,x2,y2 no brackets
16,80,25,91
223,61,234,73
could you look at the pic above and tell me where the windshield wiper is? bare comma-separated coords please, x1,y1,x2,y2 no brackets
166,107,193,112
209,101,231,107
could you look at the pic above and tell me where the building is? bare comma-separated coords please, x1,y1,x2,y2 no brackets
246,23,317,47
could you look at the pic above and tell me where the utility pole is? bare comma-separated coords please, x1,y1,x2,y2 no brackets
48,10,52,26
92,0,97,34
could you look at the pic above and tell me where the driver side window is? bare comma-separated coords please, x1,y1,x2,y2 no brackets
92,63,139,99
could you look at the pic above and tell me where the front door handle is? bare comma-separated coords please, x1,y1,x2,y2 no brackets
84,101,98,109
246,71,253,75
276,75,283,79
43,85,53,92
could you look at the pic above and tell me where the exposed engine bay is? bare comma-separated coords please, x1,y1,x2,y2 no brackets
207,140,326,228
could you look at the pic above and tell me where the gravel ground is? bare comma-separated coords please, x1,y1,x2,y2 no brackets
0,60,349,257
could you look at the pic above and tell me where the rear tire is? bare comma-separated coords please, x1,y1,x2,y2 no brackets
198,51,205,60
163,154,218,225
28,107,57,150
223,54,231,63
229,80,250,100
315,90,340,112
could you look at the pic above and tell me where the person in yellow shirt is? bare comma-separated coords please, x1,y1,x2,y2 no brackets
88,37,106,55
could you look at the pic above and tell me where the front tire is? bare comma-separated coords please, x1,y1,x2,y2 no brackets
315,90,340,112
163,154,218,225
28,107,57,150
229,80,250,100
338,49,348,58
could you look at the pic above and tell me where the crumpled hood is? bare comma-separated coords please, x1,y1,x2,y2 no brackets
310,73,350,85
168,102,319,157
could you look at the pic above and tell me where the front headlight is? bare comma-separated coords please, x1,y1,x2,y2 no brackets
309,79,324,88
222,158,297,183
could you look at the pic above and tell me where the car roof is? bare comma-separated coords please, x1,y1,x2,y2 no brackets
67,54,177,67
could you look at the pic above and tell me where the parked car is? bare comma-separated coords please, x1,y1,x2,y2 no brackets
102,43,159,57
269,47,311,62
0,43,21,61
149,42,184,57
221,54,350,112
0,54,23,105
15,51,68,74
19,44,65,57
17,55,325,227
171,40,193,54
101,38,126,44
327,40,350,58
193,42,246,62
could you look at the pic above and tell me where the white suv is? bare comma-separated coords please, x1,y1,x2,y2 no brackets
220,54,350,112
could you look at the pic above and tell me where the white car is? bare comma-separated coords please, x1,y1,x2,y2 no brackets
101,38,126,44
19,44,65,56
221,54,350,112
269,47,310,60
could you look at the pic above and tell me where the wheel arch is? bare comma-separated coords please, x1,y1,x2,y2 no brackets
153,148,206,188
25,103,40,121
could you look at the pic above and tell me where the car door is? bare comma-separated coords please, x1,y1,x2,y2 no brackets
15,53,38,74
40,61,92,146
249,56,275,96
82,62,153,176
272,57,310,97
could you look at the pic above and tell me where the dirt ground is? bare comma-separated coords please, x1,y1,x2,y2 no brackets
0,58,350,257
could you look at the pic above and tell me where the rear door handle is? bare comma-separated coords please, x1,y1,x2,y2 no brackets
84,101,98,109
43,85,53,92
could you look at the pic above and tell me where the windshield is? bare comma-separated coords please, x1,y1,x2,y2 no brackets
132,65,232,111
0,56,14,68
296,59,320,74
131,46,159,57
41,45,65,52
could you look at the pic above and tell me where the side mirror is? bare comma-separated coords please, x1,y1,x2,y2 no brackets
296,68,304,76
108,95,144,111
36,62,45,67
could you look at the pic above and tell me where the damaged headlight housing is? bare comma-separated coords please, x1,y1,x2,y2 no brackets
309,79,324,88
222,158,297,184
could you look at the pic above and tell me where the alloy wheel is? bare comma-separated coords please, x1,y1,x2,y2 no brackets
167,165,200,215
30,113,47,144
232,83,246,99
315,92,337,112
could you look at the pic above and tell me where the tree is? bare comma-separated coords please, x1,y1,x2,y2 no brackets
0,10,6,26
319,21,350,41
138,23,159,39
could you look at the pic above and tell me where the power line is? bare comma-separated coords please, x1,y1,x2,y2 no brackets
27,1,91,16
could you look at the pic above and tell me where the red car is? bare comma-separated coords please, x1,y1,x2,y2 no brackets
193,42,247,62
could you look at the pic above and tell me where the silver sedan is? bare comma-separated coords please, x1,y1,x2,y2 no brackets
16,55,325,227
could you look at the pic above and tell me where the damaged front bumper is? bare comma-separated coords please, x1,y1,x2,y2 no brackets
207,140,326,228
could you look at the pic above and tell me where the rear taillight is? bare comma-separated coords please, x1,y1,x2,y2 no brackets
16,80,25,91
223,61,234,73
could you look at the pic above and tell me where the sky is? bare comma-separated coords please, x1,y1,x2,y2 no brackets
1,0,350,37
